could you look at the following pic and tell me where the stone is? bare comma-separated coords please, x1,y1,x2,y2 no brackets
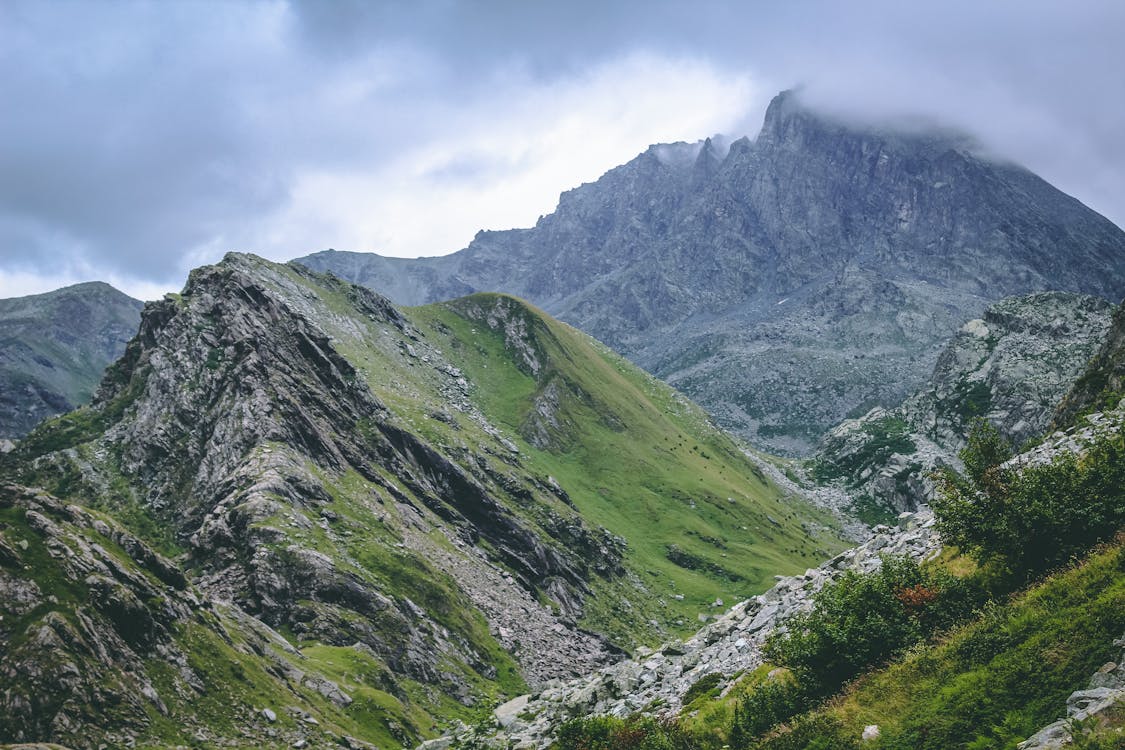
495,695,530,728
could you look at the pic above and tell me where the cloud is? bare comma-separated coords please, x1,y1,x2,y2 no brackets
272,54,758,259
0,0,1123,298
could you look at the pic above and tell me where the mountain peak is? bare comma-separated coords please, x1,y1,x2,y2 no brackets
296,90,1125,453
758,88,810,141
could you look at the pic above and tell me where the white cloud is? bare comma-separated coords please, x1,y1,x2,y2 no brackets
0,267,172,302
256,54,760,260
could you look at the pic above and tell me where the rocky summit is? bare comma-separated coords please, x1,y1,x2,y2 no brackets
297,90,1125,455
0,253,845,748
0,282,142,440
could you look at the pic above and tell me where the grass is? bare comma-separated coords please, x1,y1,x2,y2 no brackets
0,255,851,744
749,541,1125,750
407,294,847,643
247,259,846,644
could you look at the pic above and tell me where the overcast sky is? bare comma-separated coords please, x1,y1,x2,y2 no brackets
2,0,1123,300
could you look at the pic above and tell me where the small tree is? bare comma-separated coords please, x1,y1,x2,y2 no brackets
762,556,957,694
934,421,1125,579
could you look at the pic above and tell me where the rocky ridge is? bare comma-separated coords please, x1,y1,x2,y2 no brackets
298,90,1125,454
0,483,387,750
813,292,1113,513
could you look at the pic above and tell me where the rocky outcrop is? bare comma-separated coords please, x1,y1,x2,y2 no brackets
0,484,197,747
1053,300,1125,430
298,90,1125,454
13,256,622,694
0,282,141,438
430,511,941,749
0,483,422,749
813,292,1112,511
1018,633,1125,749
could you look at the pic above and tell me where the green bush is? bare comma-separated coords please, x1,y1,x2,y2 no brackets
728,678,809,748
682,672,724,706
935,419,1125,579
746,714,860,750
554,716,693,750
762,556,972,694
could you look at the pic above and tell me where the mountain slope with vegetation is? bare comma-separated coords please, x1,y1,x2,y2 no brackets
0,282,142,440
298,91,1125,454
1053,301,1125,430
811,292,1113,516
0,253,844,748
553,413,1125,750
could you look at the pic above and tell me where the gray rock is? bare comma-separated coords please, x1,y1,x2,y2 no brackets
814,292,1113,511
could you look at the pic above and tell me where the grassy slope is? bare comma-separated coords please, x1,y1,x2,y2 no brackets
2,259,847,746
253,261,844,644
834,542,1125,750
679,542,1125,750
409,294,846,642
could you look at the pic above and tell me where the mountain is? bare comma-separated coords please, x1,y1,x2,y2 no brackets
297,91,1125,455
812,292,1114,514
0,253,844,748
0,281,142,440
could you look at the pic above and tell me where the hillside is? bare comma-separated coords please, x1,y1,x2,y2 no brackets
297,90,1125,454
523,404,1125,750
0,282,142,440
0,253,844,748
812,292,1114,514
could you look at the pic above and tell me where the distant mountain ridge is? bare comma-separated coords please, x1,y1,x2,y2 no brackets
0,281,142,439
298,90,1125,454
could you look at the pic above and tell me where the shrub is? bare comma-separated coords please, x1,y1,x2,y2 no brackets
728,678,809,747
934,420,1125,579
747,714,860,750
762,556,972,694
554,716,693,750
682,672,723,706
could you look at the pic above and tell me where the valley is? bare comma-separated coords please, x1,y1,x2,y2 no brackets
0,89,1122,750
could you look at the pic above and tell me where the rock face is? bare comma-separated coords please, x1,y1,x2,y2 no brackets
1053,299,1125,429
0,282,142,439
297,90,1125,454
813,292,1113,512
2,253,843,746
